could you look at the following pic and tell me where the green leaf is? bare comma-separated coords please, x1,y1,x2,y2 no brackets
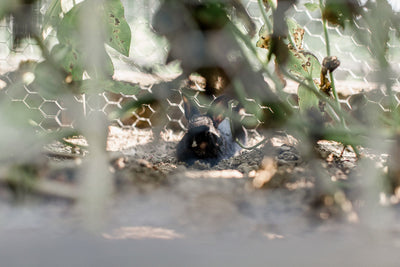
298,82,320,113
286,51,308,78
322,0,361,28
57,2,115,78
80,79,107,94
57,0,131,56
301,51,321,79
285,18,321,79
103,0,131,56
106,80,141,95
286,50,321,79
81,79,141,95
304,3,319,12
256,24,270,49
31,61,68,98
193,2,229,30
51,43,84,80
57,2,84,45
85,50,115,78
55,1,128,78
287,18,305,50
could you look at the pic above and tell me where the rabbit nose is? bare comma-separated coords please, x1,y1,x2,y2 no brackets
199,142,208,150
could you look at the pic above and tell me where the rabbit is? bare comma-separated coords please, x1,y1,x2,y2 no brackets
177,95,247,166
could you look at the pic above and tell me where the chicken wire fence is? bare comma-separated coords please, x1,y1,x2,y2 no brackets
0,0,399,136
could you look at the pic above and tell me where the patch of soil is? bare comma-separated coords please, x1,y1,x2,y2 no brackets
2,126,396,242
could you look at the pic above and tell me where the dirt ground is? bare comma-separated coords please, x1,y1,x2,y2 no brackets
26,126,386,230
2,126,400,266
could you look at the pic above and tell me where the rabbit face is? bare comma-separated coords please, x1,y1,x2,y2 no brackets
177,95,246,166
186,115,222,159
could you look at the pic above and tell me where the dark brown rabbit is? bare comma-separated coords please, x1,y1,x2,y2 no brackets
177,95,247,166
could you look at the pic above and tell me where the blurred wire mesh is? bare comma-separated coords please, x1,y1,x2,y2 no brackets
0,0,399,135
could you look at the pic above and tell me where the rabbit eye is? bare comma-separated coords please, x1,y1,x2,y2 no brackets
191,140,197,147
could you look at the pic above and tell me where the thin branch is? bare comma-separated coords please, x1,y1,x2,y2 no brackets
229,23,286,98
257,0,272,32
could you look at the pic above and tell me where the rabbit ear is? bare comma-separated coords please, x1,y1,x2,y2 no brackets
182,94,200,120
207,95,231,126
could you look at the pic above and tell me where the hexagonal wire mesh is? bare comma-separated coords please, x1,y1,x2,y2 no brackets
0,0,399,136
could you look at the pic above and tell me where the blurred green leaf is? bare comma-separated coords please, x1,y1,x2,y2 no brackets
57,0,131,55
4,59,66,100
359,1,396,60
85,50,115,79
322,0,361,28
106,80,140,95
298,82,319,113
103,0,131,56
192,2,230,30
81,79,141,95
31,60,68,99
304,3,319,12
51,43,85,81
56,3,115,79
55,0,129,79
57,1,83,45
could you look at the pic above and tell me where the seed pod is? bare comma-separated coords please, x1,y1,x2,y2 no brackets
322,56,341,74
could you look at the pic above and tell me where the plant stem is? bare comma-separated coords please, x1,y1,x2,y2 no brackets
257,0,272,32
32,34,51,61
229,23,286,98
282,69,360,127
320,0,331,57
230,17,357,129
319,0,345,126
235,136,269,150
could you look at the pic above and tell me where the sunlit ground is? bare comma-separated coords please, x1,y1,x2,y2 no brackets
102,226,184,240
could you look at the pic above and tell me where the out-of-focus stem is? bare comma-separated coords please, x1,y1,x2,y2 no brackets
257,0,272,32
229,23,286,98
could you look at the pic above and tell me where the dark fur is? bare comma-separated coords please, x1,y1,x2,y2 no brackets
177,95,246,166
